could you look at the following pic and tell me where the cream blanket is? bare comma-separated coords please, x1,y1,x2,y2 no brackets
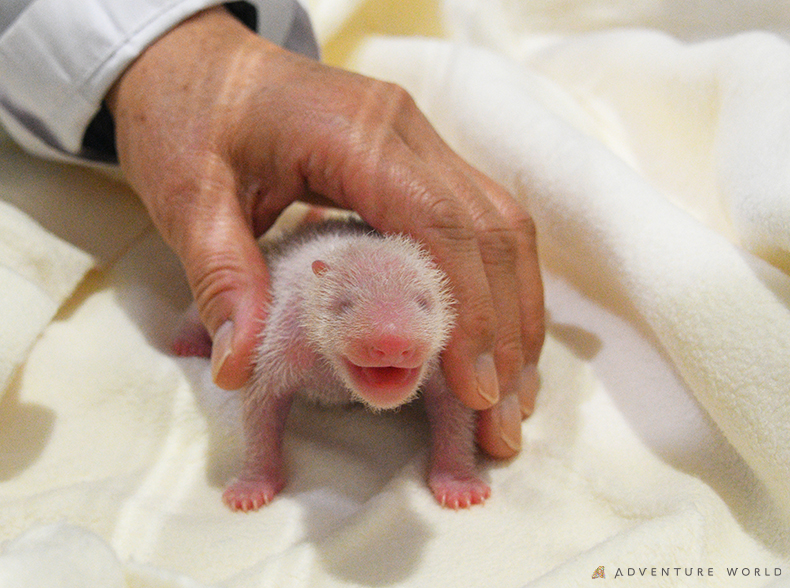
1,1,789,586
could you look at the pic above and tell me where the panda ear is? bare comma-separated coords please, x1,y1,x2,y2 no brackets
312,260,330,276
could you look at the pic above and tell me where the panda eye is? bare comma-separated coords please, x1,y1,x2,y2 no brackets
333,296,354,315
416,293,433,312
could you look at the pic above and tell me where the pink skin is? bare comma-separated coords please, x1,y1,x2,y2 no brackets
422,370,491,508
176,224,490,511
172,305,212,358
223,392,292,511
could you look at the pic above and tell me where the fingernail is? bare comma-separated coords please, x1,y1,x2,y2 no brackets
517,364,539,418
475,353,499,406
211,320,234,383
496,394,522,452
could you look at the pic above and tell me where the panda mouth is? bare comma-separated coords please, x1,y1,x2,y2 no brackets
343,361,423,409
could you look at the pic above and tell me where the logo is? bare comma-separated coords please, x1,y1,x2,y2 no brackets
592,566,783,580
592,566,606,579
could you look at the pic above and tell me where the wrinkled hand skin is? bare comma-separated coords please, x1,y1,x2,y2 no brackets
106,6,544,460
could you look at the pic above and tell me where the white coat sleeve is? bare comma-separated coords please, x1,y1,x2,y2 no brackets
0,0,319,164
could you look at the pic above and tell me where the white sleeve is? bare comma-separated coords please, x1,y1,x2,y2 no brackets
0,0,318,164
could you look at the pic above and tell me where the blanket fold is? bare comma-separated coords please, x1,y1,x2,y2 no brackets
0,127,150,396
0,201,94,393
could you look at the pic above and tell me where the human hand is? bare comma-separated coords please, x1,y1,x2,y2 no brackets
106,6,544,459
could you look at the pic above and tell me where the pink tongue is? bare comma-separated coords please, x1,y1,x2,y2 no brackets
346,362,423,409
359,366,414,387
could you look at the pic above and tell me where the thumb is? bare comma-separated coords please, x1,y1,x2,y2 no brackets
176,196,271,391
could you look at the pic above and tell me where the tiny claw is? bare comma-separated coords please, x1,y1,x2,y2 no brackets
430,476,491,510
222,475,284,512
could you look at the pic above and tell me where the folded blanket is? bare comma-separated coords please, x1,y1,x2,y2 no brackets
0,128,150,391
1,1,789,587
0,200,92,391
